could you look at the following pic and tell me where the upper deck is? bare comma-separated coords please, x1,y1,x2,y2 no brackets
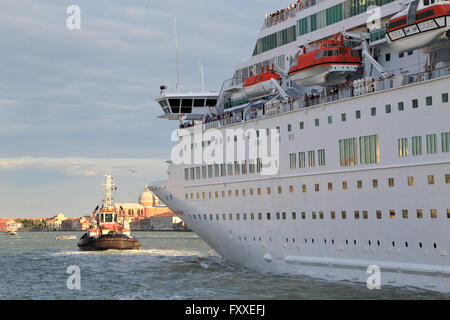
178,65,450,134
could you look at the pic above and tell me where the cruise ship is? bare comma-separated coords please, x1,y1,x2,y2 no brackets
151,0,450,292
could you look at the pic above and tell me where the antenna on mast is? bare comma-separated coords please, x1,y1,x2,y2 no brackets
199,59,205,93
174,17,181,93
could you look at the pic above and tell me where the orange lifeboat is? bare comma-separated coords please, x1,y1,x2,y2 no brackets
288,34,361,87
386,0,450,53
243,65,281,97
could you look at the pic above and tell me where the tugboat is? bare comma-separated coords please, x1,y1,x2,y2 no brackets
77,173,141,251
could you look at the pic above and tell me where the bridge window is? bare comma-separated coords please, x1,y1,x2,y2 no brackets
206,99,217,107
169,99,180,113
194,99,205,107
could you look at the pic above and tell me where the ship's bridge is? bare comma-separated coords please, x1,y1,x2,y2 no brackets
156,90,219,120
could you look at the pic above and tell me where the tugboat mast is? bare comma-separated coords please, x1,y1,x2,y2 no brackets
102,173,115,210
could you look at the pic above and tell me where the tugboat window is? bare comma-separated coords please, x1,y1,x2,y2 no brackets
105,214,113,223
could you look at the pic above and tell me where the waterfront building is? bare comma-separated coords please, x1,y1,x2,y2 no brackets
115,186,177,230
0,219,22,232
45,213,68,231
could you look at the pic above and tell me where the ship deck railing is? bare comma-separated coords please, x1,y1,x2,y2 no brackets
262,0,326,30
199,66,450,132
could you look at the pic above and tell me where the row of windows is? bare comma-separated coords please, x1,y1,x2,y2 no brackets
184,159,264,181
187,127,274,152
165,98,217,114
185,174,450,200
296,0,394,38
252,0,395,58
189,208,450,223
298,3,343,36
289,149,325,169
233,234,440,251
398,132,450,158
253,26,296,56
298,93,448,131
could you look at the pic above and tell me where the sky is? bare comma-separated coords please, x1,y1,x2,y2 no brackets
0,0,290,218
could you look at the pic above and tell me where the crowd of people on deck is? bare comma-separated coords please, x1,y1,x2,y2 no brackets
266,0,314,22
179,112,236,129
203,112,233,124
179,121,195,129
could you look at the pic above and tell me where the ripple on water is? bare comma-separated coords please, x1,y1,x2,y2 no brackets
50,248,206,256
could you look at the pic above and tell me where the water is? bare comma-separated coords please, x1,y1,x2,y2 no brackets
0,231,448,300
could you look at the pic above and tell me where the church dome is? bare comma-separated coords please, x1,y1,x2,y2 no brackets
139,186,154,204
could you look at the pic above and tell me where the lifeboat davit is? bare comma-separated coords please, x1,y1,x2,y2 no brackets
386,0,450,53
243,65,281,97
288,34,361,87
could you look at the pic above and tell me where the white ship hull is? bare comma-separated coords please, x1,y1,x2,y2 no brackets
151,76,450,292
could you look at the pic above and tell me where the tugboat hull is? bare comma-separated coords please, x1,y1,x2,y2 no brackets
78,233,141,251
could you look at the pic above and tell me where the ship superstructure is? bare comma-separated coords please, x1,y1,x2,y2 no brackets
151,0,450,291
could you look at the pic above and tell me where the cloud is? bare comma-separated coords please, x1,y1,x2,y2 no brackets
0,156,168,179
